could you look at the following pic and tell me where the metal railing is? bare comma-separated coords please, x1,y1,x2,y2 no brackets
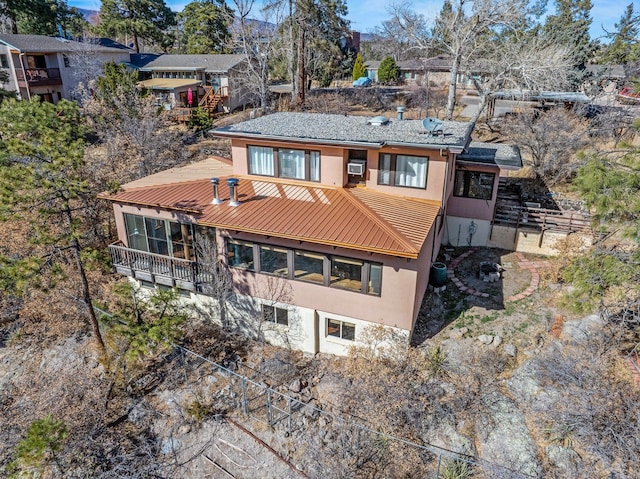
108,242,214,289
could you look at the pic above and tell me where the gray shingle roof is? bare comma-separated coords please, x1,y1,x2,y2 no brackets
0,34,129,54
139,54,247,72
457,141,522,170
213,112,472,150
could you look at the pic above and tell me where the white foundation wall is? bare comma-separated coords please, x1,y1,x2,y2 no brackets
487,226,592,255
443,217,492,247
129,279,409,356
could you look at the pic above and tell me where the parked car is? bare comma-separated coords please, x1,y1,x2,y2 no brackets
352,77,372,87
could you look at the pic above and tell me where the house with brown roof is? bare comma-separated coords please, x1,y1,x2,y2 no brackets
129,54,252,121
0,34,131,103
101,112,523,355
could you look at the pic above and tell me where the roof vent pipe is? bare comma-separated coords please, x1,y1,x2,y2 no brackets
211,178,223,205
227,178,240,206
397,106,405,121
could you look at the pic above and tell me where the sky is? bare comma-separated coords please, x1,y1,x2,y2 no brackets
70,0,625,42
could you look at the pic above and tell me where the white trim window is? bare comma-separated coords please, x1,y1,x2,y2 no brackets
262,304,289,325
248,146,275,176
327,318,355,341
379,154,428,189
247,145,320,182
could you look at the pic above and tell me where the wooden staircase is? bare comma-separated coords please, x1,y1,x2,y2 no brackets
170,85,228,123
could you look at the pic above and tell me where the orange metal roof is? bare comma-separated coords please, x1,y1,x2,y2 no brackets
101,177,441,259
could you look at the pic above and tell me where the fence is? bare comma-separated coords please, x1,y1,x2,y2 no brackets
174,344,536,479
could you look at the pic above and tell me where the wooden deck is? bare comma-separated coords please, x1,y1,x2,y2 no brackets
109,242,215,290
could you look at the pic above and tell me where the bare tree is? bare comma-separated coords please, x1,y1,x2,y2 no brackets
466,34,572,129
500,107,590,184
227,0,285,110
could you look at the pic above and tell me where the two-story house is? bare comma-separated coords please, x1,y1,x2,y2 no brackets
131,54,252,120
101,112,522,355
0,34,131,102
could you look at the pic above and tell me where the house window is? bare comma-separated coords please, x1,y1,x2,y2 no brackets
226,239,255,270
248,145,320,181
0,54,8,68
262,304,289,325
331,256,363,292
378,154,428,189
63,54,70,68
294,251,324,283
248,146,275,176
327,318,355,341
259,245,288,276
123,213,195,259
225,239,381,295
454,170,495,200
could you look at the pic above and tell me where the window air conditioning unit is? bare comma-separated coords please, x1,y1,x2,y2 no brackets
347,162,365,176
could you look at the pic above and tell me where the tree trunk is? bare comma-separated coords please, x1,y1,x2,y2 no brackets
445,55,461,120
467,90,489,133
289,0,297,101
133,32,140,54
297,19,305,105
63,203,107,357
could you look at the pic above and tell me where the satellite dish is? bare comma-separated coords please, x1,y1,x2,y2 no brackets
422,117,443,134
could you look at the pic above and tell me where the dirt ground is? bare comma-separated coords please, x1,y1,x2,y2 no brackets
412,247,572,348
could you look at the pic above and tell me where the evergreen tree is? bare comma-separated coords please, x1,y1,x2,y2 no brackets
96,0,176,53
543,0,594,88
601,3,640,64
178,0,232,54
352,52,366,80
0,99,107,356
378,55,398,83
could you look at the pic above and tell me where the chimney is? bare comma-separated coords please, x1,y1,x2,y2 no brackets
211,178,223,205
397,106,405,121
227,178,240,206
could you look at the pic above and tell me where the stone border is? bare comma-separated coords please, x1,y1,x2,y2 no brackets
446,250,549,302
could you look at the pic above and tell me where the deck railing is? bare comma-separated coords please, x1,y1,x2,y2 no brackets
15,68,62,85
108,242,214,290
494,204,591,234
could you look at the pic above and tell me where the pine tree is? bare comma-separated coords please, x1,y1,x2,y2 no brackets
352,52,366,80
0,99,107,356
601,3,640,64
543,0,594,88
179,0,232,54
96,0,176,53
378,56,398,84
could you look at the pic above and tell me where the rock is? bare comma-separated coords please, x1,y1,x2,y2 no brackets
289,378,302,393
477,334,494,345
562,314,605,342
503,343,517,357
491,335,503,348
423,418,475,457
449,329,464,340
546,445,582,477
459,327,468,335
178,424,191,434
548,283,561,290
205,375,218,385
160,437,180,455
475,391,542,477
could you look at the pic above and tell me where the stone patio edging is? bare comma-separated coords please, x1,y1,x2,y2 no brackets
446,250,548,302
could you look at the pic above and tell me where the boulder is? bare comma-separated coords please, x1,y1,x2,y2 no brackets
477,334,494,345
475,391,542,478
503,343,517,357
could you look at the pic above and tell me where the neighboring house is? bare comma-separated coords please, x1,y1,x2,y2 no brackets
0,34,131,102
365,55,482,88
101,112,528,356
128,54,252,120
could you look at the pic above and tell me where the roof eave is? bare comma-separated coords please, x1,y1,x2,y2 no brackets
212,130,384,149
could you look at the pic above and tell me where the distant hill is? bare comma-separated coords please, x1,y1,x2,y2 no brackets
77,7,99,25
